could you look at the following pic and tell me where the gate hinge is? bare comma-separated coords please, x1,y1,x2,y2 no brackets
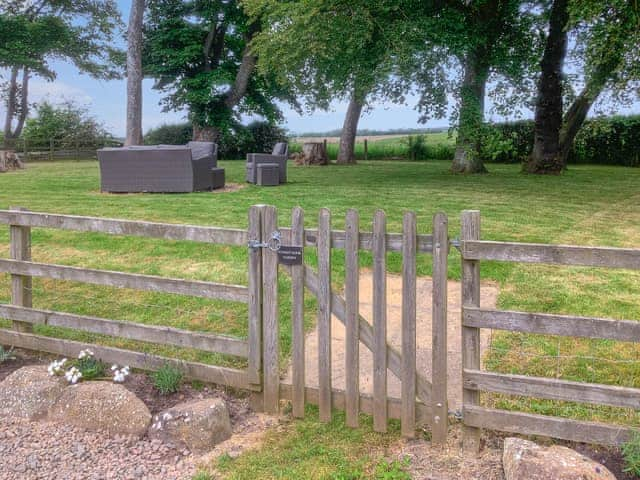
248,230,281,251
450,238,461,250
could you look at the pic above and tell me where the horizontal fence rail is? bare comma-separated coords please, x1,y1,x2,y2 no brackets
280,227,433,253
0,329,253,390
461,240,640,269
459,212,640,449
0,304,249,358
463,307,640,342
0,210,248,246
0,259,249,303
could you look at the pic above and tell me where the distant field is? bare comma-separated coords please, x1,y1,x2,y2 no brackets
290,131,456,161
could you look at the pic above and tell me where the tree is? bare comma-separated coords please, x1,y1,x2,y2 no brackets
0,0,122,149
143,0,288,142
444,0,539,173
247,0,411,164
524,0,569,174
125,0,145,146
525,0,640,173
23,101,114,147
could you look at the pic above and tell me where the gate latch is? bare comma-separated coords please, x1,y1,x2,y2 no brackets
248,230,281,252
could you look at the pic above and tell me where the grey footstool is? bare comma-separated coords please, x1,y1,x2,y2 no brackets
257,163,280,186
211,167,225,189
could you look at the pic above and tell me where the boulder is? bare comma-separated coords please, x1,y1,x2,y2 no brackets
48,381,151,437
148,398,232,452
0,366,66,420
503,437,616,480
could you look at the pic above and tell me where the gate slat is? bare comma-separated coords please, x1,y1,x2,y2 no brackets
345,209,360,428
262,206,279,414
291,207,306,418
318,208,332,422
372,210,388,432
247,206,263,385
431,212,448,443
401,211,417,438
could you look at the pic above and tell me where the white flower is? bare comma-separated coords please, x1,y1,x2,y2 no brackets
64,367,83,384
111,364,118,371
112,366,130,383
47,359,68,376
78,349,94,360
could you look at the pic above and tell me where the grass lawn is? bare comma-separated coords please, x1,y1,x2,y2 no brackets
1,159,640,477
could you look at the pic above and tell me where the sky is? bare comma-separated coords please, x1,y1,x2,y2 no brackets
1,0,638,138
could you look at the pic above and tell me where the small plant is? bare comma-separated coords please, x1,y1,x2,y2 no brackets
47,349,125,385
0,346,16,363
152,363,183,395
192,470,214,480
622,431,640,476
374,457,411,480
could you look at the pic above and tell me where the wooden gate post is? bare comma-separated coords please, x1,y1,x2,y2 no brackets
431,212,448,443
261,205,280,414
247,206,263,393
461,210,481,453
10,206,33,333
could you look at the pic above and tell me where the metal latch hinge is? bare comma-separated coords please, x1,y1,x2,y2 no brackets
248,230,282,252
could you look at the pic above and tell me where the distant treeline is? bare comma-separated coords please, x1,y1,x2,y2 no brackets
293,127,448,137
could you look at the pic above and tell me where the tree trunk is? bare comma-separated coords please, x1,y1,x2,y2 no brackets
558,90,593,165
336,96,364,165
2,67,19,149
125,0,145,146
13,68,30,140
524,0,569,174
452,53,488,174
192,124,220,142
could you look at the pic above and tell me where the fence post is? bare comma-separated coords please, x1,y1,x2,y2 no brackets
261,205,280,414
461,210,481,453
10,206,33,333
49,139,54,161
364,139,368,161
431,212,448,443
247,206,263,399
23,138,28,161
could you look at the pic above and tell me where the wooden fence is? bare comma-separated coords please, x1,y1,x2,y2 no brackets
459,210,640,450
0,207,261,392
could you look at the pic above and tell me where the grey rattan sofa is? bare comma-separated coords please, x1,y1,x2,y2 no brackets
246,142,288,184
98,142,218,193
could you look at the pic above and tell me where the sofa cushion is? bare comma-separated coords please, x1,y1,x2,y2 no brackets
272,142,288,156
187,141,215,161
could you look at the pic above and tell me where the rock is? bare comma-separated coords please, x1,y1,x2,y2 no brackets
0,366,66,420
149,398,231,452
503,437,616,480
48,382,151,437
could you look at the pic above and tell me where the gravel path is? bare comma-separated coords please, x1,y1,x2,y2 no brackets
0,417,197,480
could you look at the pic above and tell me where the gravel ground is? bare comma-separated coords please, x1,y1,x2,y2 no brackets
0,417,196,480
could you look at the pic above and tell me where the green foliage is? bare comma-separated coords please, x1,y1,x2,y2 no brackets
373,458,411,480
405,135,428,161
0,346,16,363
0,1,122,80
480,116,640,166
143,0,286,134
192,471,215,480
622,432,640,476
23,101,114,148
152,363,183,395
144,123,193,146
144,120,286,159
73,355,106,380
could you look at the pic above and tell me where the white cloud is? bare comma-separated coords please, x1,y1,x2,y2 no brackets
28,80,93,106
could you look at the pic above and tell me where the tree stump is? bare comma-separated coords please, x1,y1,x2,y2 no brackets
293,142,328,166
0,150,25,173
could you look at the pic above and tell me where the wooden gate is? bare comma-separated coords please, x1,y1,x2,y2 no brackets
250,206,450,442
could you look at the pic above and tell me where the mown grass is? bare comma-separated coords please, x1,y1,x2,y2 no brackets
214,405,408,480
290,131,455,161
1,159,640,477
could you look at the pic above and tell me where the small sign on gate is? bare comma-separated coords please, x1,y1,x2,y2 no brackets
278,245,303,265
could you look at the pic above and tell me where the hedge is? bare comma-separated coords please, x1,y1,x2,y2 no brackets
481,115,640,167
